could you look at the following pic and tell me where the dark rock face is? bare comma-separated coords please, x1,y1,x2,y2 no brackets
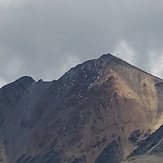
0,113,4,126
128,129,142,144
129,125,163,157
95,140,120,163
70,156,86,163
0,76,34,99
16,150,62,163
0,54,163,163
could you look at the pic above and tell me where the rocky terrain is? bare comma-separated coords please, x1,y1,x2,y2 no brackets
0,54,163,163
122,125,163,163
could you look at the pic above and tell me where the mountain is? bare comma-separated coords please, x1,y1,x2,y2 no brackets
122,125,163,163
0,53,162,163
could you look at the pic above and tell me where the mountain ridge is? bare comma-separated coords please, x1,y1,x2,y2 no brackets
0,53,162,163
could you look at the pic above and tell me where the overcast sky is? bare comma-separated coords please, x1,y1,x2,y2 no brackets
0,0,163,87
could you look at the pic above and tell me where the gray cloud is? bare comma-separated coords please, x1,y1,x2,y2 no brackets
0,0,163,87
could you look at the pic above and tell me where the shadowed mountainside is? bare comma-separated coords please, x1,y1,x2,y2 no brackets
0,54,163,163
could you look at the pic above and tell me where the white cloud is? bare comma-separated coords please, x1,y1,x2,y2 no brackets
1,0,163,84
52,54,81,80
0,78,6,88
114,40,135,65
0,0,29,9
61,55,80,73
5,58,24,78
149,51,163,78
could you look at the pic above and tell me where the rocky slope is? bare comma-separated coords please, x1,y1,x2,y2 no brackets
122,125,163,163
0,54,163,163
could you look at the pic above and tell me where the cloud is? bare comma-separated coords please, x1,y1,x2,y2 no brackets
149,51,163,78
114,40,135,65
0,0,29,9
0,78,6,88
0,0,163,85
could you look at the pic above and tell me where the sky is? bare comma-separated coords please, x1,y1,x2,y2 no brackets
0,0,163,87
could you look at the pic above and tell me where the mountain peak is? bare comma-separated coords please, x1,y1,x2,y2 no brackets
0,76,35,105
98,53,126,66
0,55,162,163
1,76,34,89
99,53,115,58
14,76,35,84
